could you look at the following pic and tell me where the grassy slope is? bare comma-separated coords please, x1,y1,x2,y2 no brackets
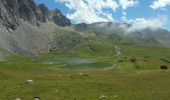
0,29,170,99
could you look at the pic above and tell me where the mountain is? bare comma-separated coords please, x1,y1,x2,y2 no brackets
0,0,73,59
127,28,170,47
74,22,126,42
74,22,170,47
0,0,71,29
0,0,170,61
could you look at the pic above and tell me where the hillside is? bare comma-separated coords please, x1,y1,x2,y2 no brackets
74,22,170,47
0,0,170,59
0,0,72,59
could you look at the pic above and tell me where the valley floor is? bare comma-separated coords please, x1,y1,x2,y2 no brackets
1,69,170,100
0,43,170,100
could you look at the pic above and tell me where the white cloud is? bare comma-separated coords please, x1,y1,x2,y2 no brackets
55,0,118,23
150,0,170,9
119,0,138,10
55,0,139,23
126,15,168,32
55,0,168,31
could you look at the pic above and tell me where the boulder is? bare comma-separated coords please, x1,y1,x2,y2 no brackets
160,65,168,70
34,97,40,100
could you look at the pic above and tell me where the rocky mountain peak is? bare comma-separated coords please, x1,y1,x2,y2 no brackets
48,9,71,27
0,0,71,30
0,0,72,57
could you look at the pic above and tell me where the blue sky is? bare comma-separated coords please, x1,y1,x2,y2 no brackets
35,0,170,30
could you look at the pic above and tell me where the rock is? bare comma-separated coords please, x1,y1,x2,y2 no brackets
38,4,49,22
99,95,107,99
0,0,71,30
115,46,121,57
160,65,168,70
0,0,38,29
77,73,84,75
25,80,34,85
34,97,40,100
48,9,71,27
15,98,21,100
124,56,129,59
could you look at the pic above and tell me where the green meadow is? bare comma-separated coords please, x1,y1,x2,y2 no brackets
0,42,170,100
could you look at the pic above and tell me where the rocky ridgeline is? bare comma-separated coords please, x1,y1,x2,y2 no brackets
0,0,72,57
48,9,71,27
0,0,71,30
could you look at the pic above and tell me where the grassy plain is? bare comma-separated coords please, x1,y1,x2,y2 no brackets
0,42,170,100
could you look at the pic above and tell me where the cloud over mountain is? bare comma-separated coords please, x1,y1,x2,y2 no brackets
150,0,170,9
126,15,168,32
55,0,169,30
55,0,119,23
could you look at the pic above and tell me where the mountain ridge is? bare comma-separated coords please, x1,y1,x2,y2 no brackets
0,0,170,60
0,0,71,30
74,22,170,47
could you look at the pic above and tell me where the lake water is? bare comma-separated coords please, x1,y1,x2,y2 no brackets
49,57,94,64
46,57,114,70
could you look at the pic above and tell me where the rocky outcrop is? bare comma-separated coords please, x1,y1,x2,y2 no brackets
18,0,43,23
38,4,71,27
51,31,87,53
0,0,18,30
38,4,49,22
0,0,71,30
48,9,71,27
0,0,41,30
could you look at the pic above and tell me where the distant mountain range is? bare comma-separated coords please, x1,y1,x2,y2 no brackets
74,22,170,47
0,0,170,60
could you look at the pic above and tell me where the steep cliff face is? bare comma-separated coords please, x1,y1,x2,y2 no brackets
18,0,43,23
0,0,18,30
38,4,49,22
0,0,40,30
0,0,72,57
0,0,71,30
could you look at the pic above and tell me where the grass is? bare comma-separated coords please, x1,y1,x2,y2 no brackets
0,41,170,100
1,70,170,100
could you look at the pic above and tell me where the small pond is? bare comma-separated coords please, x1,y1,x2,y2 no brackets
49,57,94,64
45,57,114,70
